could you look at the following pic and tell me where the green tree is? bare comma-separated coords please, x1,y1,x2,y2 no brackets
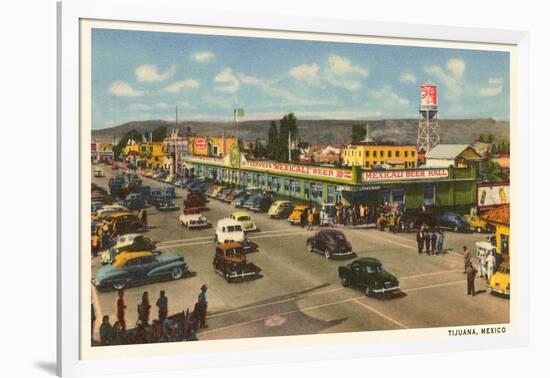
278,113,299,162
114,129,143,158
351,123,367,142
266,121,279,160
151,126,167,142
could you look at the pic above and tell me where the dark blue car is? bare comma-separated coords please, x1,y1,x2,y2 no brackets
435,212,470,232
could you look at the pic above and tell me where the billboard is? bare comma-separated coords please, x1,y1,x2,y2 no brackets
420,84,438,107
194,137,208,150
477,182,510,209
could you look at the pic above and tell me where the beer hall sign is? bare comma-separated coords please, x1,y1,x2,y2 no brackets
241,160,353,181
363,168,449,182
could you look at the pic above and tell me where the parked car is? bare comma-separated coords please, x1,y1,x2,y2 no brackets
242,194,261,209
179,208,209,229
230,211,258,232
215,218,245,243
464,214,494,233
230,192,249,208
488,261,510,297
122,196,147,211
91,201,104,214
218,188,235,202
248,196,272,212
148,189,164,206
338,257,400,297
93,251,187,291
92,205,129,220
435,212,471,232
225,189,245,203
100,234,157,265
306,229,355,259
288,205,311,225
212,242,261,282
156,197,178,211
104,211,145,236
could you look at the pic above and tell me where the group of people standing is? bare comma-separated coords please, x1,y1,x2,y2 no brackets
92,284,209,346
416,226,445,255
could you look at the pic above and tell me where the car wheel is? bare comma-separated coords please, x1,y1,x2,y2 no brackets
113,281,126,290
324,249,331,259
365,287,374,297
453,225,459,232
340,276,349,287
306,241,313,252
224,271,231,282
171,267,183,280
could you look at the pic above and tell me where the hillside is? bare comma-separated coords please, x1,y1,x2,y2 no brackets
92,118,510,146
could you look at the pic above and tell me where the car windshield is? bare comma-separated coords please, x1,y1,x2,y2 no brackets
332,233,346,241
226,248,241,257
227,225,242,232
366,264,384,273
238,216,251,221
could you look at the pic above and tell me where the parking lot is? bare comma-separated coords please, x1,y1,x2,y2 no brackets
91,165,509,341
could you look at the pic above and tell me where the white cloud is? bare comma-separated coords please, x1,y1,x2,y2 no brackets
368,86,410,107
214,68,240,93
128,102,175,111
109,81,144,97
325,54,368,91
193,51,215,63
447,58,465,78
424,58,466,100
135,64,175,82
128,103,151,110
238,73,262,85
164,79,200,93
289,64,321,86
327,54,368,77
400,73,417,83
488,78,504,85
479,78,503,97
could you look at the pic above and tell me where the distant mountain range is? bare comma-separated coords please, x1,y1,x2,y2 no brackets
91,118,509,146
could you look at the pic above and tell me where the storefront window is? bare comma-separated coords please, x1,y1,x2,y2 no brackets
327,185,336,203
391,188,405,203
423,184,435,205
284,178,290,192
276,177,282,192
260,175,265,188
304,182,311,199
295,180,301,195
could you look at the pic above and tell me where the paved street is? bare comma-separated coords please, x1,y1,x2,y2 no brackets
91,166,509,341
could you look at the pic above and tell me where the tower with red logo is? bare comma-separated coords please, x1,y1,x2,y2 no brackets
417,84,440,153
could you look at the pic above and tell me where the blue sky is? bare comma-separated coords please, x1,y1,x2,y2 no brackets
91,28,510,129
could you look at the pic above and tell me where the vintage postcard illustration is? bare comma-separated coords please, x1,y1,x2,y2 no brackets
85,20,513,351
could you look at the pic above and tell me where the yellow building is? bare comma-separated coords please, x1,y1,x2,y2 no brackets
136,142,164,168
482,204,510,259
189,136,238,157
343,143,417,169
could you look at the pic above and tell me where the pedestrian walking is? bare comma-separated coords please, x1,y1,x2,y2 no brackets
466,262,478,296
416,227,425,254
140,209,148,229
307,209,314,231
116,289,127,330
156,290,168,323
359,204,365,224
364,204,370,224
486,251,496,282
99,315,114,346
430,230,437,253
197,284,208,329
479,250,488,279
463,246,472,272
138,291,151,325
436,229,444,252
424,230,432,255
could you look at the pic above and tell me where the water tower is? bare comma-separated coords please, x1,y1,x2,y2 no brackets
417,84,440,153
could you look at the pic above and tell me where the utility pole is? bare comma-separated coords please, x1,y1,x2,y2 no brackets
288,130,292,162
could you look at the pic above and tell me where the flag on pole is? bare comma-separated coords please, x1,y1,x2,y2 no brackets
234,108,245,117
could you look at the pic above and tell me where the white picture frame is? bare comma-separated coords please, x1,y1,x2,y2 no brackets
57,0,530,376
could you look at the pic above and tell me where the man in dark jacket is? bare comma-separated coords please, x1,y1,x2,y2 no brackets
416,227,425,254
466,262,478,296
156,290,168,323
116,289,127,330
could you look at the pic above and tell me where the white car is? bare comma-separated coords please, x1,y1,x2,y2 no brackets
179,212,209,229
93,204,129,219
99,233,156,264
215,218,245,244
